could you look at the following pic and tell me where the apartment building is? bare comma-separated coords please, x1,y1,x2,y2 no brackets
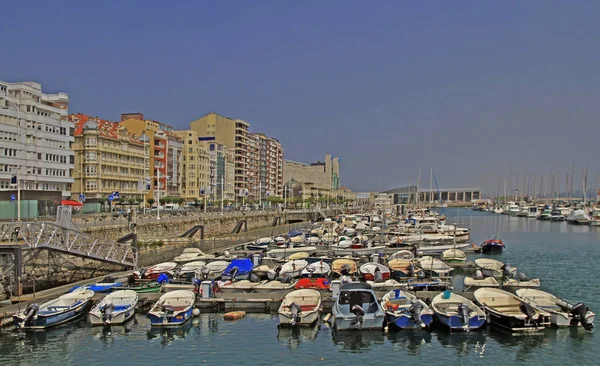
0,81,74,216
119,113,182,201
254,133,284,198
205,141,235,203
70,114,145,203
189,112,250,199
284,154,341,199
246,132,260,201
173,130,209,203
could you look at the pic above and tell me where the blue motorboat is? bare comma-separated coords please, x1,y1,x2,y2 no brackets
332,283,385,330
69,282,123,293
431,291,487,331
381,289,434,329
13,288,94,330
221,258,254,281
148,290,195,327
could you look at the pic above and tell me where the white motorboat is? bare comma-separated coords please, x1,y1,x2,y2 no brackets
589,209,600,226
431,291,487,331
388,250,414,261
13,288,94,330
301,261,331,278
505,203,521,216
359,262,391,282
218,280,267,293
331,259,358,276
474,258,516,278
381,289,434,329
367,279,406,292
417,256,453,276
265,246,317,259
502,278,541,290
414,243,470,256
278,289,322,326
253,280,297,293
199,260,230,280
148,290,195,327
176,261,207,279
133,262,178,280
473,288,550,332
89,290,138,325
331,245,386,257
267,259,308,280
173,248,215,263
516,289,595,330
463,275,500,290
332,283,385,330
566,209,590,225
441,248,466,264
549,209,566,221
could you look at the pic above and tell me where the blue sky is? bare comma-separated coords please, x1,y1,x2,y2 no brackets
3,1,600,194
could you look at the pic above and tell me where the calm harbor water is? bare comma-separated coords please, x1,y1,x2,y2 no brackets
1,209,598,365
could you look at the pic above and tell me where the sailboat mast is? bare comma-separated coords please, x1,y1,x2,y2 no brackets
533,173,537,201
416,168,421,209
429,167,433,206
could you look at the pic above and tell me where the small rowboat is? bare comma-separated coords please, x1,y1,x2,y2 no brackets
89,290,138,325
148,290,195,327
278,289,322,326
359,262,390,281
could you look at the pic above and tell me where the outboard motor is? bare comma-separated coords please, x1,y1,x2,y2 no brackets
408,263,415,278
289,302,302,326
201,267,210,279
569,302,594,331
230,266,239,281
519,301,537,326
518,272,529,281
374,268,383,283
409,299,425,328
249,273,260,283
501,263,513,279
351,304,365,328
138,267,147,279
21,303,39,326
101,302,115,324
307,266,315,278
281,273,293,284
474,270,484,280
127,274,136,287
458,303,471,331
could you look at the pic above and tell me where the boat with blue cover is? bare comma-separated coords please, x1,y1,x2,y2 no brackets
381,289,434,329
69,282,123,293
221,258,254,281
431,291,487,331
148,290,195,327
332,283,385,330
13,288,94,330
88,290,138,325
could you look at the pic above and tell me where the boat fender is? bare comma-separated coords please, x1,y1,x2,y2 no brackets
475,270,484,280
192,308,200,317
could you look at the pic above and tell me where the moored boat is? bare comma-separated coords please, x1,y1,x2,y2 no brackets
441,248,466,264
473,288,550,332
332,283,385,330
387,259,422,279
431,291,487,331
253,280,297,293
417,256,453,276
148,290,195,327
221,258,254,281
133,262,177,280
381,289,434,329
13,288,94,330
359,262,391,282
331,259,358,277
463,276,500,290
218,280,266,293
481,235,505,254
301,261,331,278
89,290,138,325
278,289,322,326
474,258,516,278
120,281,162,293
516,289,595,330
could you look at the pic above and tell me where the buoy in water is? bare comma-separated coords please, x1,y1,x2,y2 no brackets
192,308,200,317
224,311,246,320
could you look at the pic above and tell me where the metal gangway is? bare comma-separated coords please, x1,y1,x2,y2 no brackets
0,206,137,278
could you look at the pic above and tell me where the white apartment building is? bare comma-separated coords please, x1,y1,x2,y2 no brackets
0,81,74,205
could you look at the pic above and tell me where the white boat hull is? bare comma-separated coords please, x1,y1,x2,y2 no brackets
278,310,320,326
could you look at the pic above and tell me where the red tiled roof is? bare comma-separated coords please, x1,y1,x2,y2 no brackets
69,113,143,145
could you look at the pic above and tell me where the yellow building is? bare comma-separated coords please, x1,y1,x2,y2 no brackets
174,130,210,203
119,113,183,202
70,114,146,203
190,112,250,198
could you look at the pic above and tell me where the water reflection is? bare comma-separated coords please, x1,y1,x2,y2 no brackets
487,328,549,361
387,329,432,355
146,321,193,345
90,317,137,345
435,330,487,357
277,324,319,348
331,329,385,352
